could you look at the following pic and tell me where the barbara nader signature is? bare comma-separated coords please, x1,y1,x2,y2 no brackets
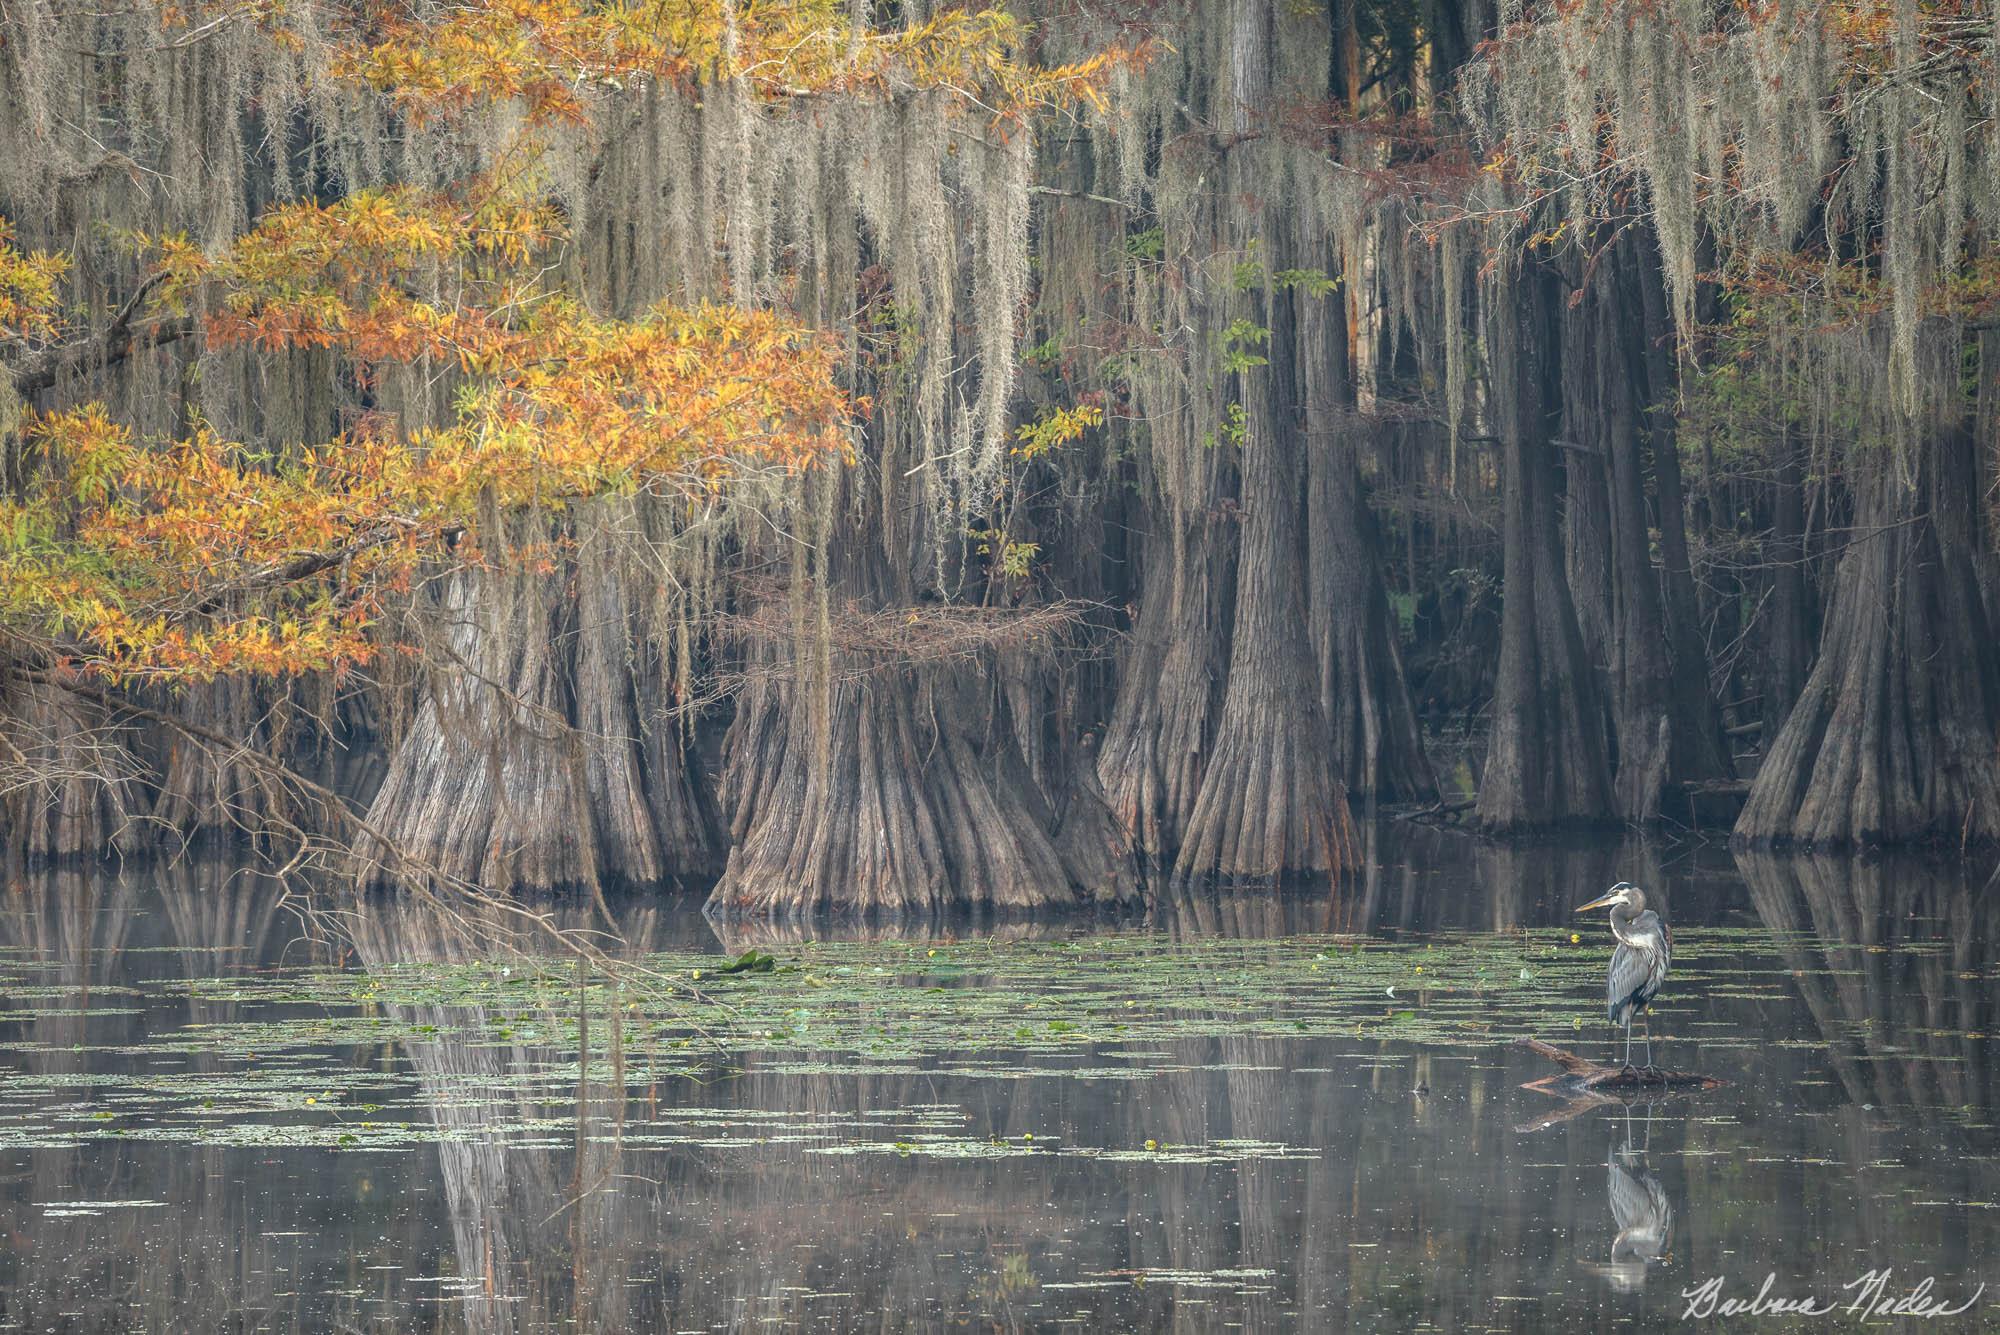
1680,1270,1985,1321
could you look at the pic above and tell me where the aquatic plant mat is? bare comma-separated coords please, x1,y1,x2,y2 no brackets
3,857,1999,1334
0,925,1850,1154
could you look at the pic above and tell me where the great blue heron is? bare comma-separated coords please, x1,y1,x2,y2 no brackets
1575,881,1670,1069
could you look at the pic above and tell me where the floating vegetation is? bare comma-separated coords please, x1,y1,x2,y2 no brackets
0,862,1992,1335
0,925,1846,1158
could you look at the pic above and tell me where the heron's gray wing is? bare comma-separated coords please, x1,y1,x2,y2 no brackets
1634,910,1670,1000
1607,941,1649,1013
1637,910,1671,974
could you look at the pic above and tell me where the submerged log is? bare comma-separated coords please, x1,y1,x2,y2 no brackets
1515,1036,1725,1097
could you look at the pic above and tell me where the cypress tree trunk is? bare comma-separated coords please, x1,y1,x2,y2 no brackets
1549,235,1731,824
1158,0,1359,882
1592,268,1677,820
149,677,289,845
1762,428,1816,738
1475,260,1616,832
1632,238,1731,784
1976,329,2000,635
709,477,1133,916
0,673,143,869
710,653,1110,916
1562,441,1616,683
355,508,722,894
1095,509,1230,871
355,567,600,893
1736,421,2000,847
1300,284,1437,803
1174,208,1358,883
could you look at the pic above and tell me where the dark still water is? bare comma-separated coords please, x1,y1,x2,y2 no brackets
0,826,1996,1332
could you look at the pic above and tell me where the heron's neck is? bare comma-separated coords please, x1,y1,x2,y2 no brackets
1609,904,1644,944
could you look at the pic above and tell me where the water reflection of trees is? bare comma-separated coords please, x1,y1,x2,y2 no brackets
0,861,334,1333
1735,849,2000,1110
0,840,1996,1330
1733,848,2000,1288
0,867,144,1331
346,894,674,1335
338,886,1600,1330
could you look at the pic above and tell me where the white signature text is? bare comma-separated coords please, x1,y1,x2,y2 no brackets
1680,1270,1984,1321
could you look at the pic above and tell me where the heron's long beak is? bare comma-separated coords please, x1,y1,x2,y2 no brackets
1574,892,1620,913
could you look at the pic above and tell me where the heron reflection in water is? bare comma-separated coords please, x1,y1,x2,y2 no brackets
1593,1106,1674,1293
1576,881,1670,1068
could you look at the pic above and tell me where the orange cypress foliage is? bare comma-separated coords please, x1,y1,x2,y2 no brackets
0,220,69,347
332,0,1130,126
4,1,1136,682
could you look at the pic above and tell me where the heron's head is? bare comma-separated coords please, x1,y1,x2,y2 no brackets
1576,881,1642,914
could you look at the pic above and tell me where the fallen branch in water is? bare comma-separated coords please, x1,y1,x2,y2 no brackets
1394,797,1476,824
1515,1036,1725,1094
1511,1036,1726,1132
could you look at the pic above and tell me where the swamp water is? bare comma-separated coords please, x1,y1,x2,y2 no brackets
0,825,1995,1331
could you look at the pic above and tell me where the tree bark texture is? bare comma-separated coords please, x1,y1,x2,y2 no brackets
1762,429,1816,738
709,653,1130,916
355,510,723,894
1736,421,2000,847
148,676,290,845
1476,261,1616,833
1632,238,1731,786
1568,237,1730,822
1,672,143,871
1096,500,1231,871
1300,268,1438,804
710,461,1136,915
1173,206,1358,883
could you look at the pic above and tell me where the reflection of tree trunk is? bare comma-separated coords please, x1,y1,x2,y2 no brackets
1476,260,1615,832
0,869,155,1330
1223,1039,1286,1331
157,857,289,985
1736,847,1999,1109
350,898,667,1335
1736,422,2000,846
1471,839,1625,933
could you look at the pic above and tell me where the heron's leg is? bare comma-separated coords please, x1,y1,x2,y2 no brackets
1623,1015,1633,1068
1642,1013,1654,1069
